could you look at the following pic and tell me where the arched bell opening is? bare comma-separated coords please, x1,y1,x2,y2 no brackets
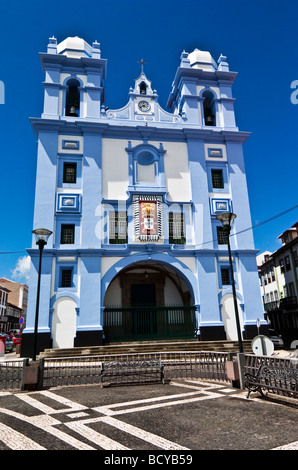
65,78,80,116
139,81,147,95
103,262,196,342
202,90,216,126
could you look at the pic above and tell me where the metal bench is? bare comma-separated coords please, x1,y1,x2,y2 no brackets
100,359,165,387
244,364,298,399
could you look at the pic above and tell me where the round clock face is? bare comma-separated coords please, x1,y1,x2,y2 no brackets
138,100,150,112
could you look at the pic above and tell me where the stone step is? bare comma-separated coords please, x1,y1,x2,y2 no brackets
40,339,252,358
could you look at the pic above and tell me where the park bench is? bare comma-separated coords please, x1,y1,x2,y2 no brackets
244,364,298,399
100,359,165,387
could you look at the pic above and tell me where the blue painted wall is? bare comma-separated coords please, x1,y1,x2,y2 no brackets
22,37,264,355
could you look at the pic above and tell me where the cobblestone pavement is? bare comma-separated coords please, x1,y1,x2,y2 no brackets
0,379,297,451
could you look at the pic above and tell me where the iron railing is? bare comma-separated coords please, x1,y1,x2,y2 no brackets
103,305,197,342
40,351,229,389
1,353,297,398
41,356,102,388
0,358,27,390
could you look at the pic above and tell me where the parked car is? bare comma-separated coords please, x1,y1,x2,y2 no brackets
10,329,20,335
0,334,15,353
9,330,19,338
5,336,15,353
12,333,22,346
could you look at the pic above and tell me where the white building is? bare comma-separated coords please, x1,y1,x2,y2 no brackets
257,222,298,345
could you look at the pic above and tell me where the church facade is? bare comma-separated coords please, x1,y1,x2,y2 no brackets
22,36,264,356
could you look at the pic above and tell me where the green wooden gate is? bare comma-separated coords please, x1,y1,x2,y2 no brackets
103,306,197,342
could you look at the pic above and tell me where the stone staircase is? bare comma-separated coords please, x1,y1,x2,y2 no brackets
40,339,252,358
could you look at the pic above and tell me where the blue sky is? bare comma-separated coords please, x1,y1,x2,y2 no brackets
0,0,297,284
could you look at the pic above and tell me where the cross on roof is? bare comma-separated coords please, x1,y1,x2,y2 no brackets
137,58,147,74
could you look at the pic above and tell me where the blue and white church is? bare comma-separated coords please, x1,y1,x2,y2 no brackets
22,36,264,356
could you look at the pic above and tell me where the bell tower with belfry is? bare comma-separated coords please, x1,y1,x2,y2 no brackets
23,37,108,356
167,49,237,129
41,36,107,119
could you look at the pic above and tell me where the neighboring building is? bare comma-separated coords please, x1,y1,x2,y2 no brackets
257,251,278,307
5,303,23,331
257,222,298,346
22,36,264,357
0,278,28,332
0,284,10,332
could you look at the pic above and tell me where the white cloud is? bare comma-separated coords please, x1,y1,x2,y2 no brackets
11,256,31,283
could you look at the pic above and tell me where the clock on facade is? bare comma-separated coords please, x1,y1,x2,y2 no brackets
138,100,150,112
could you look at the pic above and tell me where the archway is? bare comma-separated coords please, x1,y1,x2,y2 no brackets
102,257,198,342
202,90,216,126
65,78,80,116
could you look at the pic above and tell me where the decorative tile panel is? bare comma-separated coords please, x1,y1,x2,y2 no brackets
210,198,232,215
56,193,81,213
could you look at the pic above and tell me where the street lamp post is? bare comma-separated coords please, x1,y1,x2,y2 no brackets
32,228,52,361
216,212,244,353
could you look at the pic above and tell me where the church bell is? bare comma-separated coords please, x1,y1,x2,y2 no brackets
68,106,78,117
205,115,214,126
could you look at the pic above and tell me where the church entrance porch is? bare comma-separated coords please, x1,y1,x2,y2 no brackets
103,263,196,343
103,305,196,342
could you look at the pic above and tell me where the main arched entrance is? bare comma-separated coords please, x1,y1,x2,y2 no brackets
103,261,197,342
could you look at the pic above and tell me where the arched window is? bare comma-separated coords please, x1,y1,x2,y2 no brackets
139,81,147,95
65,79,80,116
202,90,216,126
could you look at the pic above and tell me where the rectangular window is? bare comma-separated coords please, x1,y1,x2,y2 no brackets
217,226,228,245
266,267,271,283
289,282,295,297
61,224,75,244
279,258,285,273
211,169,224,189
63,162,77,184
109,212,128,244
274,290,279,300
285,255,291,271
221,268,231,285
169,213,185,244
283,285,288,297
61,269,72,288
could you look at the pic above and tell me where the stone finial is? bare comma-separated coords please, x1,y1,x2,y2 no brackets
92,40,101,59
180,50,190,68
47,36,57,54
218,54,229,71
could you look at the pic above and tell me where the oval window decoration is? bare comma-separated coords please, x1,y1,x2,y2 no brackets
137,151,155,166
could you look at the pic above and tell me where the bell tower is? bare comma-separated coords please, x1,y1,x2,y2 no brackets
167,49,237,129
40,36,107,119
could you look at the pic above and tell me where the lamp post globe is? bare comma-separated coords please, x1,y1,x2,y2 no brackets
216,212,237,231
32,228,52,361
32,228,53,247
